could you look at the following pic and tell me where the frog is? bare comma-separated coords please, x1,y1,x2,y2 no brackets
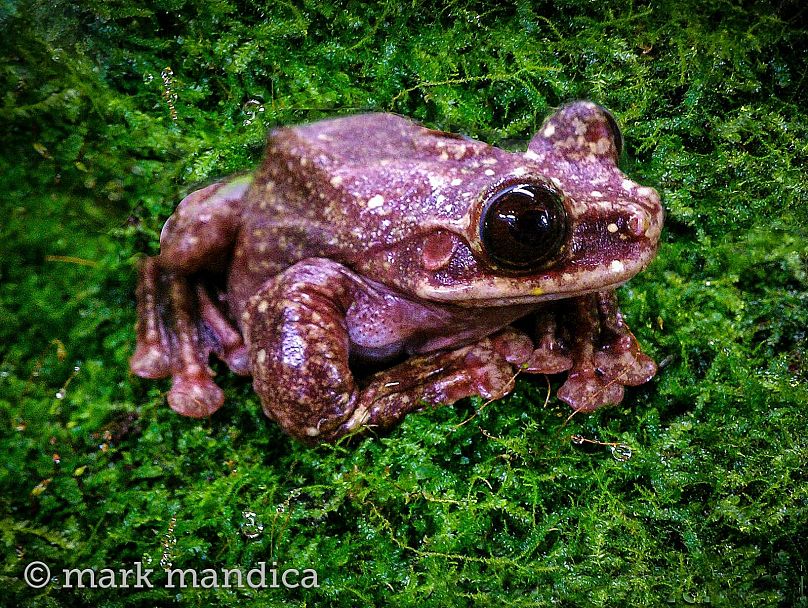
130,101,663,443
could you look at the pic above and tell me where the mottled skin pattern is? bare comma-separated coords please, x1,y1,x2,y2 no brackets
131,102,663,443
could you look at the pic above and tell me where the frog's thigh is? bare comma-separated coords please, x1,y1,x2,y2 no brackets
245,258,532,443
158,174,253,272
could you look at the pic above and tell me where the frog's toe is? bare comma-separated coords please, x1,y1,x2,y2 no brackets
222,344,250,376
130,343,172,379
489,327,535,367
557,368,624,412
131,257,173,379
168,373,225,418
196,285,250,376
464,352,517,401
595,340,657,386
525,345,573,375
594,290,657,386
522,303,573,375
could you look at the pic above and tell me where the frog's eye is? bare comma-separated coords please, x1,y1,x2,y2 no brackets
601,107,624,158
480,183,567,270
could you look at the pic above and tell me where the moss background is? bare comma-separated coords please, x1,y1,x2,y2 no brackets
2,0,807,606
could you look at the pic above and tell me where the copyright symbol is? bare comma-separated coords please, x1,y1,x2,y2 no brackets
24,561,51,588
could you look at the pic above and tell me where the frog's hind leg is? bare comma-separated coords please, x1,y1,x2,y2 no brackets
131,258,250,417
158,175,252,273
130,175,253,417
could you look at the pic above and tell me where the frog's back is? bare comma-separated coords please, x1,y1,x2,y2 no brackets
235,113,504,271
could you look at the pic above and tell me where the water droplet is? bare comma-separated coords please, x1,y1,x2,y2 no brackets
143,73,154,84
242,99,265,126
571,435,585,445
73,365,81,372
611,444,633,462
240,511,264,539
55,389,66,399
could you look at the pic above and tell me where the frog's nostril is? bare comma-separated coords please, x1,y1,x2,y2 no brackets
627,214,650,238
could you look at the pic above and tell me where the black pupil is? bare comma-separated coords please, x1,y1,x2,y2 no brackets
481,184,566,269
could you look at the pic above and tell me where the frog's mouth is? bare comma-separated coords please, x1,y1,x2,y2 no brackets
410,244,658,307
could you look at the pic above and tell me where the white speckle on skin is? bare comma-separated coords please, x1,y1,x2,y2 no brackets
429,174,447,189
305,426,320,437
590,190,603,198
257,300,269,313
543,123,556,138
484,169,495,176
636,186,660,203
511,166,527,177
256,349,266,364
330,175,343,187
524,150,542,161
610,260,625,273
621,179,636,191
607,223,619,233
451,178,463,186
481,157,498,165
367,194,385,209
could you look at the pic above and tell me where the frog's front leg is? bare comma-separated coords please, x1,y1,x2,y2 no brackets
130,176,253,417
524,291,656,412
244,258,534,443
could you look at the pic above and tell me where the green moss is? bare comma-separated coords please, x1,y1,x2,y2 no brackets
1,1,806,606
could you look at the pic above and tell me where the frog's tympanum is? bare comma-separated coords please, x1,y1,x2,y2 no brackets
131,102,663,442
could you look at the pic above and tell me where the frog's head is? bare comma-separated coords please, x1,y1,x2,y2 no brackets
353,102,663,307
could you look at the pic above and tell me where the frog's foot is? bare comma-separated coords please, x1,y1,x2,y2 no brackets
524,303,574,375
521,291,656,412
130,257,249,417
593,290,657,387
556,291,656,413
245,258,534,443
